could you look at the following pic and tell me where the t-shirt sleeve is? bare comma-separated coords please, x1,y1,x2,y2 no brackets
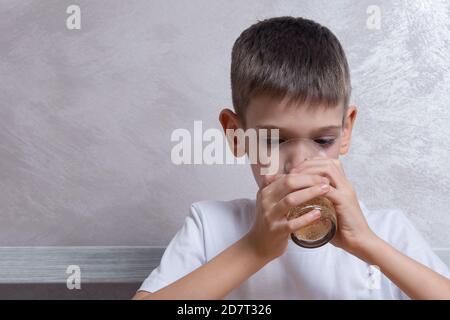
386,210,450,299
137,204,206,293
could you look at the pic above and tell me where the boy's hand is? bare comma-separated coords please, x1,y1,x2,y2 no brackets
246,173,331,261
292,156,377,256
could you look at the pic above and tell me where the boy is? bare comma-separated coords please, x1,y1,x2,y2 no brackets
134,17,450,299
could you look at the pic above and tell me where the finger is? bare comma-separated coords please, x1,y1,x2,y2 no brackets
285,209,322,233
263,173,330,204
297,157,338,169
296,161,346,189
260,172,280,188
270,182,331,219
328,158,346,176
319,185,343,208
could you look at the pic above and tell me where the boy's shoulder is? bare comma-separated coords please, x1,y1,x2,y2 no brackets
361,201,410,227
189,198,256,232
361,202,427,251
188,198,256,250
191,198,256,219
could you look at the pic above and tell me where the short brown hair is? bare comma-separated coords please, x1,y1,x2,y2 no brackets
231,16,351,123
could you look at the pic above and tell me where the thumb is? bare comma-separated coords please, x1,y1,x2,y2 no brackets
287,209,322,233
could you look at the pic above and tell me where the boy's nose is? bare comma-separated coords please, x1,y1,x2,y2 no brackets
284,156,309,174
279,140,323,174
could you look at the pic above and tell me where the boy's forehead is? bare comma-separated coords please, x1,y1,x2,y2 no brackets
244,95,344,134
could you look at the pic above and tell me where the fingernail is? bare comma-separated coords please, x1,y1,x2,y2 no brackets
310,209,321,218
321,177,329,184
320,183,330,191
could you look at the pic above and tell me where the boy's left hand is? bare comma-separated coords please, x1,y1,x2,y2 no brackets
292,156,377,255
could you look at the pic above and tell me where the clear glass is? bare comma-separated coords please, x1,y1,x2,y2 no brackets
274,137,338,248
287,196,337,248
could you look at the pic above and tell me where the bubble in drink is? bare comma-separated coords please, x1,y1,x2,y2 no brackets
287,196,337,248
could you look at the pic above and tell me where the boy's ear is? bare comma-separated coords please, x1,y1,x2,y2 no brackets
340,105,358,155
219,108,245,157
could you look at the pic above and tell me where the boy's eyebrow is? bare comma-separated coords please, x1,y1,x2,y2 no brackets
309,125,342,135
255,125,342,136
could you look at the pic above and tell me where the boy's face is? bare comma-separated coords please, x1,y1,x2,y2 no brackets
219,94,357,189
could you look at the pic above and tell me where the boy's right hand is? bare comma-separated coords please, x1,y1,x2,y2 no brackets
245,174,331,261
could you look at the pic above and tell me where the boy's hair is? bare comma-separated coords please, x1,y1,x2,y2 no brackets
231,16,351,124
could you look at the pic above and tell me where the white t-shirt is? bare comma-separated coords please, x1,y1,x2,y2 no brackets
138,198,450,299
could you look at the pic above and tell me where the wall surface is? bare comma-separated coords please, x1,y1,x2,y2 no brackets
1,0,449,253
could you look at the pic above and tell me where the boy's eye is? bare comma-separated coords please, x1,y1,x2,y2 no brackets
314,138,335,147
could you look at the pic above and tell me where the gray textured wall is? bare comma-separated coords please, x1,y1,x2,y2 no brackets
1,0,449,250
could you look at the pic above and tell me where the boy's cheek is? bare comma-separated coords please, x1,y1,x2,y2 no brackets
261,174,278,188
251,163,278,188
